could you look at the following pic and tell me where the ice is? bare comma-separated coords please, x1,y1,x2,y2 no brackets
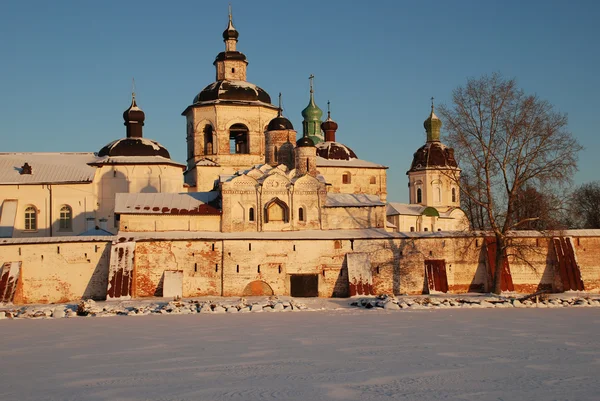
0,304,599,401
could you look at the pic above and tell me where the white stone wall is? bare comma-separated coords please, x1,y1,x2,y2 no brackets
318,166,388,202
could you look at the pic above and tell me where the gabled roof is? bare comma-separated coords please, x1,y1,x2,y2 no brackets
325,193,385,208
0,153,98,184
115,192,221,215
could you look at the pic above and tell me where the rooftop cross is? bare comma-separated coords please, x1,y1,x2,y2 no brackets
431,96,435,112
309,74,314,93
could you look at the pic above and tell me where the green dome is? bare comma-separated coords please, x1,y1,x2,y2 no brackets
301,94,323,120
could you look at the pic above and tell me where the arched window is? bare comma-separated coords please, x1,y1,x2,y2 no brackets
274,146,278,163
436,186,441,203
452,188,457,203
342,172,351,184
204,125,214,155
416,188,422,203
264,198,289,223
249,207,255,222
229,123,249,154
298,207,305,222
424,227,429,232
370,176,376,185
410,226,415,232
59,205,72,231
24,206,37,231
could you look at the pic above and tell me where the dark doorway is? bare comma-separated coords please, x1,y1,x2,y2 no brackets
425,259,449,293
290,274,318,297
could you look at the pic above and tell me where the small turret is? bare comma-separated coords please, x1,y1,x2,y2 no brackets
301,74,324,144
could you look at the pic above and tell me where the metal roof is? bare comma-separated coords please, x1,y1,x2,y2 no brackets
0,153,98,184
115,192,221,215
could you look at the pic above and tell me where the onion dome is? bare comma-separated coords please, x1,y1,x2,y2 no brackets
315,141,357,160
320,101,338,142
301,77,323,121
98,94,170,158
193,80,271,104
123,95,145,132
296,136,315,148
267,93,294,131
424,98,442,142
408,142,457,172
222,8,239,41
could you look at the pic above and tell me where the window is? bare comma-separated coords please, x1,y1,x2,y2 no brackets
410,227,415,232
24,206,37,231
452,188,457,203
229,123,249,154
298,207,305,222
249,207,255,222
59,205,72,231
231,68,235,73
416,188,422,203
264,198,289,223
424,227,428,232
204,125,214,155
342,172,351,184
370,176,376,184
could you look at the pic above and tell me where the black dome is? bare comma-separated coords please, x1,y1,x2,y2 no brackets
408,142,457,172
296,136,315,148
194,80,272,104
267,116,294,131
315,141,357,160
98,138,170,158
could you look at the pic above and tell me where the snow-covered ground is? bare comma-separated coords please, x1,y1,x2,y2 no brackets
1,305,599,400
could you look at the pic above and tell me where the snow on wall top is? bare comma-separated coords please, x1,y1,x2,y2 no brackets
0,152,99,184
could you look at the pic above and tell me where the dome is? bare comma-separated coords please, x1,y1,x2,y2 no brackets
98,137,170,158
315,141,357,160
123,97,145,125
296,136,315,148
267,115,294,131
301,98,323,120
321,118,338,133
223,12,239,40
408,141,457,172
193,80,272,104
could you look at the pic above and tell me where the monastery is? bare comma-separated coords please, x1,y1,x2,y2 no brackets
0,13,598,304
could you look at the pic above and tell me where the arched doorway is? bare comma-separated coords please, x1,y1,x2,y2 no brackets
242,280,274,296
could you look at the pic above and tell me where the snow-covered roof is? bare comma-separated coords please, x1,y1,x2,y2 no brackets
115,192,221,215
90,155,185,168
195,158,220,167
386,202,461,218
387,202,425,216
316,156,387,169
325,193,385,208
0,153,98,184
78,227,114,236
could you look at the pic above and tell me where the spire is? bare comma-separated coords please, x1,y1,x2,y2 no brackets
222,4,239,47
278,92,283,117
123,86,145,138
321,100,339,142
301,74,324,144
424,96,442,142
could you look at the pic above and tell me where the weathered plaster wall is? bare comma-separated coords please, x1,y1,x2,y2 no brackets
324,206,386,230
133,240,222,298
318,166,387,201
0,240,110,304
119,214,221,232
1,183,96,238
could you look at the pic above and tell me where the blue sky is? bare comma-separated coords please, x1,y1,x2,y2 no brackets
1,0,598,201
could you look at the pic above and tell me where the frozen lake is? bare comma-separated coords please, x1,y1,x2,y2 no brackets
1,308,599,401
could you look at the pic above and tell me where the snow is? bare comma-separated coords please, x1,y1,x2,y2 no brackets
0,297,599,401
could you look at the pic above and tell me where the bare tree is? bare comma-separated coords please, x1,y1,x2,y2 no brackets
438,73,582,294
568,182,600,229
